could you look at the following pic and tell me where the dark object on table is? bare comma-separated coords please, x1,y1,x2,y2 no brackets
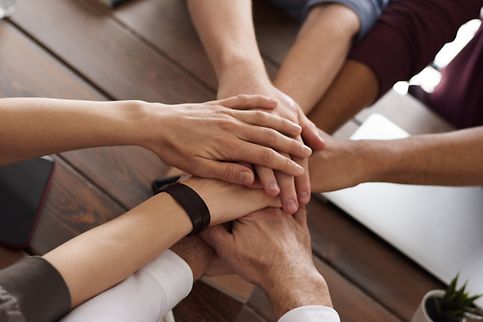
97,0,131,8
152,176,181,195
0,157,55,248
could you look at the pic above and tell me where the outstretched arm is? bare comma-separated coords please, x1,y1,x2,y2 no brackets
309,127,483,192
0,96,310,185
188,0,325,213
0,177,281,322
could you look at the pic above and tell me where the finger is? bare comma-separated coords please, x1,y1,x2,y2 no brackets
294,206,308,226
255,165,280,196
233,143,304,177
275,168,298,215
214,94,278,110
237,125,311,158
294,154,311,205
194,159,255,185
228,109,302,137
300,113,325,150
200,225,233,254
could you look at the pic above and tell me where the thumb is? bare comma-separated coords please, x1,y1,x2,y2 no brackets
196,159,255,186
200,225,234,255
300,114,325,151
294,206,308,227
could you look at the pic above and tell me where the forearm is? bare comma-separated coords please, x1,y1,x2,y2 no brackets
43,193,192,307
44,178,279,307
275,4,360,114
187,0,269,89
308,60,378,134
363,127,483,185
0,98,148,165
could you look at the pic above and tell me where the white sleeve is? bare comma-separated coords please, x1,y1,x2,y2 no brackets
278,305,341,322
60,250,193,322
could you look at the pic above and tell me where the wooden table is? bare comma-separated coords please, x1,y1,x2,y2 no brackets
0,1,453,321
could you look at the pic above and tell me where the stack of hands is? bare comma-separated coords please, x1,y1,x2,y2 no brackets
154,90,334,317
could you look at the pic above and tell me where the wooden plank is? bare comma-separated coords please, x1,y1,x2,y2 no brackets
112,0,278,89
307,199,444,320
253,1,299,66
356,90,455,134
0,246,25,269
114,0,218,90
61,147,168,209
30,156,125,255
0,22,102,100
174,281,244,322
234,305,267,322
0,16,170,210
247,255,402,322
11,0,213,103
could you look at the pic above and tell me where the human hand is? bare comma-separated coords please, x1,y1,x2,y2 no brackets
219,81,324,214
309,132,374,192
141,95,312,186
201,207,332,318
183,177,281,225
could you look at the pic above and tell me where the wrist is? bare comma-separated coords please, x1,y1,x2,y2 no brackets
217,58,271,97
108,100,161,147
261,267,332,319
170,236,214,281
183,177,279,225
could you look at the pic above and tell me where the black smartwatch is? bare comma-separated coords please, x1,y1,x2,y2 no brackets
153,180,211,234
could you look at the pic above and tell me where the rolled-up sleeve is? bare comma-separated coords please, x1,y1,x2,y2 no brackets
0,256,71,322
278,305,340,322
0,286,25,322
348,0,482,98
306,0,392,38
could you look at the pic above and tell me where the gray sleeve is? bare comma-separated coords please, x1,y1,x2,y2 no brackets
305,0,393,39
0,286,25,322
0,256,71,322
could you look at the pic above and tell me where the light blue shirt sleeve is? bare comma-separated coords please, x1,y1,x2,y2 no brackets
278,305,341,322
306,0,393,39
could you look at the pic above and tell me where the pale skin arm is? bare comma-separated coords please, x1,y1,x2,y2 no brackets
43,177,280,308
309,127,483,192
274,4,360,114
0,97,311,184
187,0,326,213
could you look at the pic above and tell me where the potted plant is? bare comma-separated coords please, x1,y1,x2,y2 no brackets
412,275,483,322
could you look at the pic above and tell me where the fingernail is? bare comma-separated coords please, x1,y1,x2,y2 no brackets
285,199,298,214
299,192,310,204
268,183,280,195
240,172,253,185
303,145,312,156
295,164,304,175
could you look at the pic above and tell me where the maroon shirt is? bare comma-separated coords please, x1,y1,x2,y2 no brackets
348,0,483,128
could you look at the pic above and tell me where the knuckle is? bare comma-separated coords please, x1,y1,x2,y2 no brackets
260,148,276,164
219,165,237,182
254,110,268,123
218,118,234,131
263,128,278,144
236,94,249,102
